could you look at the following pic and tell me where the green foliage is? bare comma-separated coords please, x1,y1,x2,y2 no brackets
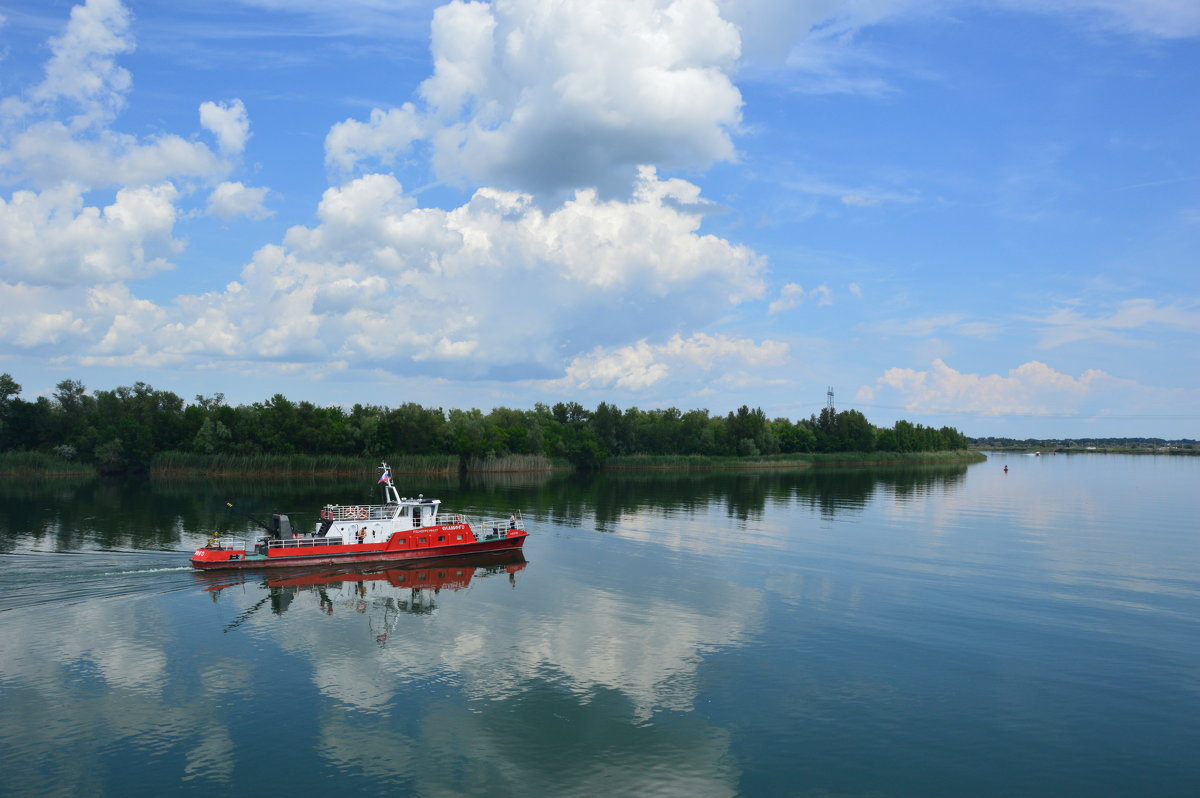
563,428,606,470
0,373,20,405
0,371,975,474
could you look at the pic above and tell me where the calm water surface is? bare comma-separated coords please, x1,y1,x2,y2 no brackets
1,454,1197,796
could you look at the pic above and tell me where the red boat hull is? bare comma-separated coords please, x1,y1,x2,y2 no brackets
191,527,527,570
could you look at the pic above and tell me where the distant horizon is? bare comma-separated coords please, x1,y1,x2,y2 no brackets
1,1,1196,439
971,436,1197,444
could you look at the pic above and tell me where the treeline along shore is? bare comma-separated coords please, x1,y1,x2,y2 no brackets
0,374,980,476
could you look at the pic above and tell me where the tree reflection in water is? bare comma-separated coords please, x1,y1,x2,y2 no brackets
0,465,970,553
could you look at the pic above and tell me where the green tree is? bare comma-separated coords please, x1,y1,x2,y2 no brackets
0,373,19,405
837,409,875,452
0,373,20,447
193,416,233,454
448,408,504,458
52,379,93,448
562,427,606,469
385,403,448,454
813,408,837,452
773,417,815,453
875,427,898,452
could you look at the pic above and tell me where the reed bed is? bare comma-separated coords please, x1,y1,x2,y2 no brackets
807,450,987,464
606,450,985,470
605,453,816,470
0,451,95,476
151,452,461,478
462,453,567,472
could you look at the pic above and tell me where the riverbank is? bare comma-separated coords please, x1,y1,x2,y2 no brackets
0,449,986,478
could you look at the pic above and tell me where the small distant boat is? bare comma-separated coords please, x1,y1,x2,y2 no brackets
191,463,528,570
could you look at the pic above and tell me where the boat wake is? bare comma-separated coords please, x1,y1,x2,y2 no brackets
99,565,194,576
0,550,201,613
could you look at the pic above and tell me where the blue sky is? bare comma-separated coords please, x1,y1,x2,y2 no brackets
0,0,1197,438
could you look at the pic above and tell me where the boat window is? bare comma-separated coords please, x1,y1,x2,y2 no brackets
438,535,445,542
418,537,426,545
456,534,463,540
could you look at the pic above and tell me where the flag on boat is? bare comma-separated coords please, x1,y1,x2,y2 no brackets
378,469,390,484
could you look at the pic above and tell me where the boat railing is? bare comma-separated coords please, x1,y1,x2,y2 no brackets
268,536,344,549
474,510,524,539
322,503,396,522
206,537,247,551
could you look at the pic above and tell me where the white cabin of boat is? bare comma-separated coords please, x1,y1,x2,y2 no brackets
307,465,457,546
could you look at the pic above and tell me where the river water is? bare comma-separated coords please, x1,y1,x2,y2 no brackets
1,454,1197,797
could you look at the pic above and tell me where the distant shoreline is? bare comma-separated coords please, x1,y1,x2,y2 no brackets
977,447,1198,456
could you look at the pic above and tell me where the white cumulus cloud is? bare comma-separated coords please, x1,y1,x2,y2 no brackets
24,0,134,124
867,358,1129,417
553,333,788,391
0,119,229,190
0,0,268,344
199,99,251,156
0,1,242,191
768,282,832,314
7,168,768,384
0,182,181,285
327,0,743,195
325,104,425,172
206,181,271,220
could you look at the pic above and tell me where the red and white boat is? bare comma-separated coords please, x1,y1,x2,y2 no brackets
191,463,528,570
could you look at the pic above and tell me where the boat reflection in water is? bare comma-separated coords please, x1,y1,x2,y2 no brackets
200,550,528,644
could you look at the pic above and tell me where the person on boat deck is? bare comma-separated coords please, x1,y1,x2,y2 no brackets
509,514,516,530
357,527,366,544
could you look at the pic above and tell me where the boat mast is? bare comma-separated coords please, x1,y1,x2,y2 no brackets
379,462,401,504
